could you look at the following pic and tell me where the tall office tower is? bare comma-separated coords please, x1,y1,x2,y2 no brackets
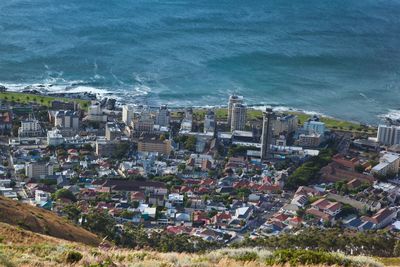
230,103,247,132
122,105,134,125
155,105,170,127
261,108,276,160
204,109,216,133
185,107,193,120
227,94,243,126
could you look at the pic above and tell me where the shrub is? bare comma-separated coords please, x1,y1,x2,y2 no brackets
266,250,352,266
64,250,83,263
233,251,258,262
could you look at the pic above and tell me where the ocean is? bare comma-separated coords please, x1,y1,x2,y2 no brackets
1,0,400,124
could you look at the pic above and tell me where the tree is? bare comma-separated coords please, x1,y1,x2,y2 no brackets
112,143,129,158
184,136,196,151
354,164,365,173
394,240,400,257
83,211,116,238
62,204,81,223
53,188,76,202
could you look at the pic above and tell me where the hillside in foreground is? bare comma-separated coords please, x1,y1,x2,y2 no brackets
1,221,398,267
0,196,100,246
0,197,399,266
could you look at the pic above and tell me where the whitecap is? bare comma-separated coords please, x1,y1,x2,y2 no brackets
378,109,400,120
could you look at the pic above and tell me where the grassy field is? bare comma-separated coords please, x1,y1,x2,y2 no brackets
0,91,90,109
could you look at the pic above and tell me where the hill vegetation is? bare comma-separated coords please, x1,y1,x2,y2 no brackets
0,197,398,266
0,196,100,246
0,223,388,267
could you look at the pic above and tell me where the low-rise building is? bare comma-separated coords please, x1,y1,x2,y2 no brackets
298,133,322,147
138,137,172,155
47,129,64,146
18,119,43,137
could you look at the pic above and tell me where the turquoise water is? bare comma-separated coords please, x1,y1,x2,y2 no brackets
1,0,400,123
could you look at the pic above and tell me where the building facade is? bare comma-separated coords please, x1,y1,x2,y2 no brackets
54,110,80,129
18,119,43,137
138,137,172,155
105,122,122,141
230,103,247,132
155,105,170,127
227,95,243,127
204,110,216,134
261,108,276,160
371,152,400,177
122,105,134,125
377,125,400,146
25,162,54,179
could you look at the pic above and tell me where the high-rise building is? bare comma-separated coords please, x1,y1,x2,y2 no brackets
155,105,170,127
261,108,276,160
204,110,216,133
377,125,400,146
273,114,299,135
54,110,80,129
122,105,134,125
105,122,122,141
134,109,154,133
230,103,247,132
87,102,107,122
227,95,243,126
303,120,326,135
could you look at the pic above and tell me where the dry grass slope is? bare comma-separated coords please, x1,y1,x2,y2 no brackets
0,196,100,246
0,223,391,267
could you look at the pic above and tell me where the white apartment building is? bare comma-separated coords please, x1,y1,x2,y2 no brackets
122,105,134,125
377,125,400,146
18,119,43,137
230,103,247,132
371,152,400,177
25,162,54,179
54,110,80,129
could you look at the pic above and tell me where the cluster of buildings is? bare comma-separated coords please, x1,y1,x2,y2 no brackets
0,94,399,243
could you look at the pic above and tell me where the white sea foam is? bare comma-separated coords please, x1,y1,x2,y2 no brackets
379,109,400,120
251,105,327,117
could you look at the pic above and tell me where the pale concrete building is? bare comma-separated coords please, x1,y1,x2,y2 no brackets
227,95,243,126
138,137,172,155
377,125,400,146
230,103,247,132
18,119,43,137
155,105,170,127
54,110,80,129
371,152,400,177
204,110,216,133
122,105,134,125
25,162,54,179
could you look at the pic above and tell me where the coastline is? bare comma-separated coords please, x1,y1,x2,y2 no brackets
0,88,378,134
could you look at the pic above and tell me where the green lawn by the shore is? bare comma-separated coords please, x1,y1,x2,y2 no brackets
0,91,90,109
0,92,370,134
185,108,376,134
